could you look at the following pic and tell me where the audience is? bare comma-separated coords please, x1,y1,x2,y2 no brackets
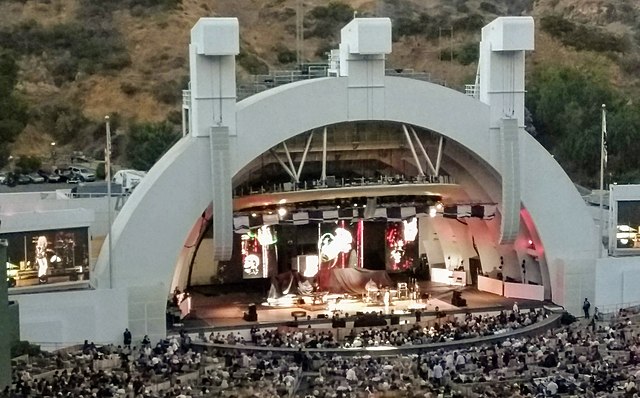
8,305,640,398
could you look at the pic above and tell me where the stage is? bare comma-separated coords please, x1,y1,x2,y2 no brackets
174,281,545,332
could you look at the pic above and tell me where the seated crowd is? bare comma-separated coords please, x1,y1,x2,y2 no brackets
204,308,543,350
7,306,640,398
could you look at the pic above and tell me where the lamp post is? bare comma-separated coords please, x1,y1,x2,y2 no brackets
50,142,56,166
105,116,113,288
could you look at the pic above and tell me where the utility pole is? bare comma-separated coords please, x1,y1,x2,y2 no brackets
105,116,113,288
296,0,304,66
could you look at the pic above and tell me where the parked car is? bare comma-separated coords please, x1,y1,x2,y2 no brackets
27,173,45,183
37,169,62,183
16,174,31,184
69,166,96,182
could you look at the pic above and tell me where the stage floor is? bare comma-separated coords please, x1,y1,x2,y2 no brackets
175,281,546,332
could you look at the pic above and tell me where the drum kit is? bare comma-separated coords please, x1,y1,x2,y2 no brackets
52,235,76,267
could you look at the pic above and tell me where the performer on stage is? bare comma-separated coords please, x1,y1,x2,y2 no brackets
383,287,390,312
35,235,49,283
365,279,378,303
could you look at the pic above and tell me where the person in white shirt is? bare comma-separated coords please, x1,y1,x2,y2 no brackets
346,367,358,382
546,379,558,396
432,362,443,385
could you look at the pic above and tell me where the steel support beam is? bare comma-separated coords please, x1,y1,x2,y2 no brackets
402,125,425,176
296,131,314,180
409,126,437,175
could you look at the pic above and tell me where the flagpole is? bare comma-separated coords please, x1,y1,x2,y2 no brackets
599,104,606,257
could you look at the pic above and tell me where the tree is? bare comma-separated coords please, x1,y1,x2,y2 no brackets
526,64,616,186
125,122,180,171
15,155,41,173
0,49,27,167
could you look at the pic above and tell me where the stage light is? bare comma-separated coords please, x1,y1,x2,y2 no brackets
429,207,437,218
257,225,277,246
278,207,287,217
303,255,319,277
403,218,418,242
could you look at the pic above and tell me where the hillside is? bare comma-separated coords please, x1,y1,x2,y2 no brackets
1,0,640,186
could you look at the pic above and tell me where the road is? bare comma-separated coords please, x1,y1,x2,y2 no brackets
0,182,74,194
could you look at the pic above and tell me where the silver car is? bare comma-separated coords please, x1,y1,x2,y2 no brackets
69,166,96,182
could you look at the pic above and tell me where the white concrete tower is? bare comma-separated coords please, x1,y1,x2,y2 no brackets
189,18,239,260
478,17,535,244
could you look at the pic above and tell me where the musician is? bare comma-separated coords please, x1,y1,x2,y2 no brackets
35,235,49,282
365,279,378,303
383,287,390,309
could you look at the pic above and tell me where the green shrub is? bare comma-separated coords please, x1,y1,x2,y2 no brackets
0,19,131,82
306,1,354,39
16,155,41,173
479,2,499,14
454,42,479,65
452,14,485,32
540,15,629,54
121,81,139,96
237,50,269,75
0,49,27,150
276,46,297,64
11,341,42,358
125,122,181,171
151,80,181,105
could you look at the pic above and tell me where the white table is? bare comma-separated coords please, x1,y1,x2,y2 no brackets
431,268,466,286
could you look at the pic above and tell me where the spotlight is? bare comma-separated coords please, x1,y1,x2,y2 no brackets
278,207,287,217
251,212,257,217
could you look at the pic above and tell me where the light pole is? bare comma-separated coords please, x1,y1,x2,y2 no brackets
105,115,113,288
599,104,607,257
50,142,56,166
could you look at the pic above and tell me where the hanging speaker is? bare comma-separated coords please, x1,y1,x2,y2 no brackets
364,197,377,219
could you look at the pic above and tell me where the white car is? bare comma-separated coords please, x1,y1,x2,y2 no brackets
0,172,6,184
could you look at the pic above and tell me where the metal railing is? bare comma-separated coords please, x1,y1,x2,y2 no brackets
233,175,456,198
465,83,479,98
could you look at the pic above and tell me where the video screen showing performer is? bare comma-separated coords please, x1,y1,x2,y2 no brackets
1,227,90,288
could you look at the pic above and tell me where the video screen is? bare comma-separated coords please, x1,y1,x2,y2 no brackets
2,227,89,288
385,220,418,272
241,226,276,279
615,201,640,250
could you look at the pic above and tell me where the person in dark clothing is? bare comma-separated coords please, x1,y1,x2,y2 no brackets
123,328,132,348
583,298,591,319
